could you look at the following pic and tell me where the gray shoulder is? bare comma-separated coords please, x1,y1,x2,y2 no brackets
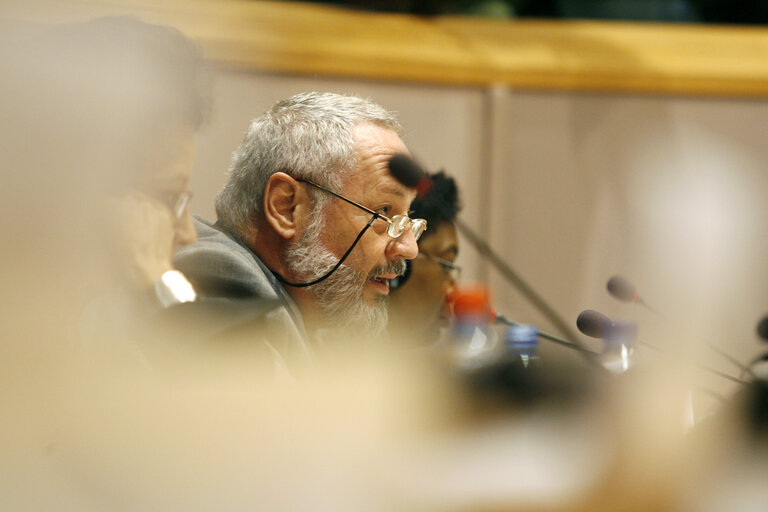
174,218,275,300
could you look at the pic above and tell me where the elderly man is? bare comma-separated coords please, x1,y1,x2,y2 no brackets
175,92,425,361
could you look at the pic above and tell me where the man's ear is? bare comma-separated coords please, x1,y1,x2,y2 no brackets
263,172,310,240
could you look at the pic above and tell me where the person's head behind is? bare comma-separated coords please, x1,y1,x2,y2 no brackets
389,171,461,342
33,16,211,252
216,92,419,336
1,16,211,332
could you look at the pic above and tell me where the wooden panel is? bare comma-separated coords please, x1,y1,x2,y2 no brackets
4,0,768,97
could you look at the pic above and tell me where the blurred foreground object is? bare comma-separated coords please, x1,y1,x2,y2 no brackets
2,15,211,303
0,14,217,509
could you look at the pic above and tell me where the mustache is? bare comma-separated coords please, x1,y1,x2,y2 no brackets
367,259,407,280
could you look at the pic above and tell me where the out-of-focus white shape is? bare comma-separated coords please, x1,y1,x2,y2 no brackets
684,449,768,512
390,408,610,509
155,269,197,307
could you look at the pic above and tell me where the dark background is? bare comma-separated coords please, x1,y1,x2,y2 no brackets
301,0,768,25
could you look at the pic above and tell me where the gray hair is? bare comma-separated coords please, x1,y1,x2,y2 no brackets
215,91,402,236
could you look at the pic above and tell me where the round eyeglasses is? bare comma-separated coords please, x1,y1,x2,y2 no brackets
298,178,427,242
420,252,462,283
170,191,192,220
387,213,427,241
154,190,193,221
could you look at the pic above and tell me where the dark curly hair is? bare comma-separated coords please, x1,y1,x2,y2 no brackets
409,170,461,238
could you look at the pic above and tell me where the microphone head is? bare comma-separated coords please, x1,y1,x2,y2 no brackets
606,275,638,303
576,310,612,339
757,315,768,342
387,259,411,291
388,154,432,197
388,154,422,187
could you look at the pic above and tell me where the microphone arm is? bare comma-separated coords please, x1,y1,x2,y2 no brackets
706,342,756,380
387,154,594,362
577,309,751,385
455,218,586,351
606,276,755,379
494,313,599,357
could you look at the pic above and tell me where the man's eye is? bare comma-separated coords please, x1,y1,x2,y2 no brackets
376,206,392,216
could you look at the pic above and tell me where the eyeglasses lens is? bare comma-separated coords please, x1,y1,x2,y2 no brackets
173,192,192,220
411,219,427,241
386,215,427,241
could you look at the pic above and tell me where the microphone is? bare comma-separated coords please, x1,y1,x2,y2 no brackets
606,275,663,317
605,275,754,379
740,315,768,378
387,154,588,356
575,309,639,344
495,311,599,357
607,275,640,304
388,153,433,198
576,310,639,374
577,309,749,385
748,353,768,370
443,286,601,362
576,309,613,339
757,315,768,341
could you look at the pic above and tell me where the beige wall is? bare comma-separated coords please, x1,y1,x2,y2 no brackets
191,69,489,286
489,92,768,399
192,69,768,401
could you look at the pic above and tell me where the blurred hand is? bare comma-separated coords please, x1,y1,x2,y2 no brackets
101,191,176,292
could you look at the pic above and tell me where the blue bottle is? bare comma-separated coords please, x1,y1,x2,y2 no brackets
505,324,540,369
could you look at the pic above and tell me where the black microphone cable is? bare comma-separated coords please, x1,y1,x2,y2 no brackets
274,214,378,288
388,153,592,361
494,312,599,357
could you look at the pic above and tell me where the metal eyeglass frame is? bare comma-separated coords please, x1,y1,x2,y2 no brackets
171,191,193,220
271,178,427,288
154,190,192,220
297,178,427,241
420,252,462,282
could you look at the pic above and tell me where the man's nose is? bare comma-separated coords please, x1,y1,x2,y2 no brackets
386,229,419,261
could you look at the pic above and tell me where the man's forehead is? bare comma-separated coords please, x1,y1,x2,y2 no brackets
347,124,416,202
376,181,411,199
370,174,417,203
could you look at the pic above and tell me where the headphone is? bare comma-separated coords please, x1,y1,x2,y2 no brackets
388,259,412,291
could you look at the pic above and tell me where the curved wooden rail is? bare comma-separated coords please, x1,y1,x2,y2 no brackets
4,0,768,97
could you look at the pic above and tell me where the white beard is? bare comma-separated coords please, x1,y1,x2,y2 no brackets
285,214,403,339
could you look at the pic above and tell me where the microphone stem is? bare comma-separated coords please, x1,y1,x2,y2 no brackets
537,330,600,356
700,367,750,385
496,314,598,356
706,341,756,380
637,299,667,320
636,300,755,379
455,218,597,365
693,386,727,404
638,339,750,385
